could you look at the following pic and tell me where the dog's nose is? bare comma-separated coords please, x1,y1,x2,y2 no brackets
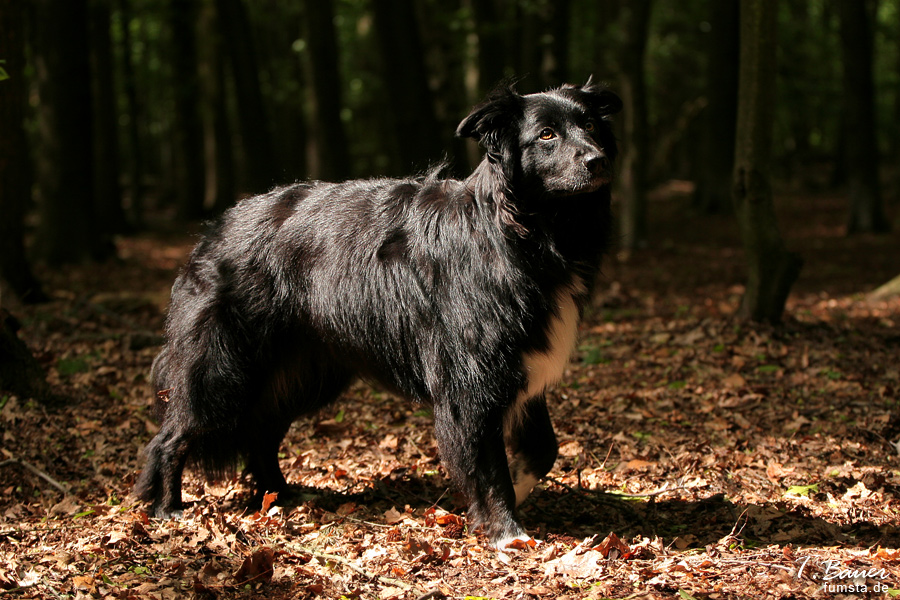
584,153,610,174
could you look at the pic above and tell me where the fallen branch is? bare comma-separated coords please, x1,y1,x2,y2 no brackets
0,459,67,495
286,542,416,592
869,274,900,300
608,484,688,499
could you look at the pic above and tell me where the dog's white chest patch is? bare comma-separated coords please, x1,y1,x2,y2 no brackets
520,276,585,401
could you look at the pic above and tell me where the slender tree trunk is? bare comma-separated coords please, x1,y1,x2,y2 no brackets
418,0,469,174
516,4,541,89
89,0,127,237
617,0,651,251
33,0,104,265
371,0,444,173
694,0,738,214
216,0,279,192
301,0,350,181
542,0,571,87
732,0,802,323
0,0,45,301
168,0,206,220
471,0,506,96
199,1,235,214
838,0,890,234
0,310,56,403
118,0,144,227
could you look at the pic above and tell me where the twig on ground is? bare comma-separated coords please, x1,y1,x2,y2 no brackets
606,483,688,498
286,542,416,592
0,459,67,495
717,558,793,573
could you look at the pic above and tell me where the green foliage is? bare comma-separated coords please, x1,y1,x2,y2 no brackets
785,483,819,497
57,357,89,376
580,343,607,365
0,60,9,82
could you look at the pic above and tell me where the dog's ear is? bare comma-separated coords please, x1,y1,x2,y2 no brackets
456,83,523,159
563,77,623,119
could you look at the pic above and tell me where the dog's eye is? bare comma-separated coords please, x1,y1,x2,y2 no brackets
539,128,555,140
585,120,596,132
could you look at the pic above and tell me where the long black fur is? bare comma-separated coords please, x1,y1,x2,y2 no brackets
135,80,622,547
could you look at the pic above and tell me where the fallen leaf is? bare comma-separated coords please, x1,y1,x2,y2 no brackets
234,547,275,585
261,491,278,513
596,532,631,558
722,373,746,388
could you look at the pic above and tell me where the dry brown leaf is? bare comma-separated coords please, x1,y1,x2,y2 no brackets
233,546,275,585
722,373,746,388
261,491,278,513
596,532,631,558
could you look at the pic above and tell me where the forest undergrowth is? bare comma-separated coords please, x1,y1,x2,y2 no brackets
1,188,899,599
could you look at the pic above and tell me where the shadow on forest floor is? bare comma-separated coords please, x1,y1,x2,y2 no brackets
0,185,898,599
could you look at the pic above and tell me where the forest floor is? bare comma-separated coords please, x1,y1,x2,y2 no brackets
1,187,899,600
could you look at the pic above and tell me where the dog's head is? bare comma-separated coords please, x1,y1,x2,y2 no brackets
457,79,622,200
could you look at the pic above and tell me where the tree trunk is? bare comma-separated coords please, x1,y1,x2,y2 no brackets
371,0,444,173
838,0,890,234
0,310,56,403
472,0,506,96
617,0,652,252
216,0,279,192
199,1,236,214
301,0,351,182
694,0,738,215
516,4,541,90
417,0,470,174
89,0,127,236
33,0,105,265
542,0,571,87
118,0,145,227
732,0,802,323
0,0,45,301
168,0,206,220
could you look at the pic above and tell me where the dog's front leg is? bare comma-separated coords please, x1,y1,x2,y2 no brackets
432,399,528,549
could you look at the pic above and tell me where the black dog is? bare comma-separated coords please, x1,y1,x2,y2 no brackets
135,80,621,549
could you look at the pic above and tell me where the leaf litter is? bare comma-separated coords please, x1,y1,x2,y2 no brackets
1,194,899,598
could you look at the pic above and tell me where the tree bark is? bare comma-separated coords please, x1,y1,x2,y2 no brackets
301,0,351,182
33,0,105,265
89,0,127,236
118,0,145,227
216,0,279,192
732,0,802,323
168,0,206,220
371,0,444,173
542,0,571,88
199,1,236,214
0,0,45,301
694,0,739,214
838,0,890,234
471,0,506,96
616,0,652,251
0,310,56,403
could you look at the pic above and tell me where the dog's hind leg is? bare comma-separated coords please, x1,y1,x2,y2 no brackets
244,421,292,506
134,411,194,519
244,364,353,508
505,397,558,507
